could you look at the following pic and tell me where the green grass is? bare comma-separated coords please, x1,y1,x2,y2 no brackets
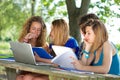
0,41,13,80
0,41,13,58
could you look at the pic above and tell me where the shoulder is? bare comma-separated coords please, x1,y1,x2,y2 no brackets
66,37,78,45
103,41,111,47
103,40,117,55
103,41,116,49
67,37,77,43
65,37,79,48
103,41,113,51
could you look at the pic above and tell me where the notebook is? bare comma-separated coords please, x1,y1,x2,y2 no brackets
9,41,52,66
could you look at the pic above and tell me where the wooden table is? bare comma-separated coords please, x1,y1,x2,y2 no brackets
0,60,119,80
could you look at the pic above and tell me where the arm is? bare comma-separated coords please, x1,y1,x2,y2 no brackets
34,52,52,64
73,41,113,74
81,39,93,65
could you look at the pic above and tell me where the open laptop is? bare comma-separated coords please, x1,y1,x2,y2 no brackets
9,41,51,66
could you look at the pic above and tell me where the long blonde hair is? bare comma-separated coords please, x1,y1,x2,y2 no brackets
80,19,108,53
18,16,47,47
51,19,69,46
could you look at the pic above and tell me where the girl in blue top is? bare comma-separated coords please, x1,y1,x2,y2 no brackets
72,19,120,75
29,19,79,80
19,19,79,80
35,19,79,63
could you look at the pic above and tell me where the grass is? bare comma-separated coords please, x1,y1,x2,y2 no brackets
0,41,13,58
0,41,13,80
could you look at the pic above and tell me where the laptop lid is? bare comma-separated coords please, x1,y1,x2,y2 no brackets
9,41,36,65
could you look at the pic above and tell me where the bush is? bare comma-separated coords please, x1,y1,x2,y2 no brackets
116,44,120,55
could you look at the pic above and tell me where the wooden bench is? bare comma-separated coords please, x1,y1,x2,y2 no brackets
0,60,119,80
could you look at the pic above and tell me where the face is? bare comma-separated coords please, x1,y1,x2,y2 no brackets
29,22,42,38
49,26,55,42
82,26,95,43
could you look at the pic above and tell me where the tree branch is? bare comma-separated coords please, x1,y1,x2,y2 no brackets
65,0,76,16
79,0,91,15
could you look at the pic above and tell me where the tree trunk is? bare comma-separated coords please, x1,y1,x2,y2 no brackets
65,0,90,43
31,0,35,16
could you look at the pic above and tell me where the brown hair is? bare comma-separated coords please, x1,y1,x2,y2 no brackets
80,19,108,53
18,16,47,47
51,19,69,45
79,13,99,26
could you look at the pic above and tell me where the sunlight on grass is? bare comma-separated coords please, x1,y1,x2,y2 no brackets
0,41,13,58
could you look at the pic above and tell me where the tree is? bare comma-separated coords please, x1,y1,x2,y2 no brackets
0,0,120,43
66,0,90,43
0,0,31,40
66,0,120,43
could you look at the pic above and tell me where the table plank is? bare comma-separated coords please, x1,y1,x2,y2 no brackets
0,60,119,80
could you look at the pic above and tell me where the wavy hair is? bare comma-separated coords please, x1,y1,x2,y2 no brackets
18,16,47,47
80,19,108,53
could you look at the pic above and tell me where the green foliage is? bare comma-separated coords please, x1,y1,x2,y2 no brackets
116,44,120,51
89,0,120,23
0,0,31,41
0,41,13,58
116,44,120,55
114,0,120,5
38,0,67,22
0,0,120,42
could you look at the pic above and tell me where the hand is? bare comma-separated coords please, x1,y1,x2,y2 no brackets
83,38,93,51
23,33,37,42
34,52,41,61
25,33,37,39
71,57,84,70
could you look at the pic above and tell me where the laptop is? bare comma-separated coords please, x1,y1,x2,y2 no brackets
9,41,52,66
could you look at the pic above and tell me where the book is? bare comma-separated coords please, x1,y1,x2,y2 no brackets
51,45,78,69
0,57,15,61
32,47,53,59
0,54,15,61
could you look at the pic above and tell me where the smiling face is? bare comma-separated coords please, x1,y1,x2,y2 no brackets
29,22,42,38
82,26,95,44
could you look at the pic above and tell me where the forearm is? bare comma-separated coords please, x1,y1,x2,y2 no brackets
78,65,109,74
36,58,52,64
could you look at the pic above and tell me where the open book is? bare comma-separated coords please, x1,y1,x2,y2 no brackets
32,47,53,59
51,45,78,69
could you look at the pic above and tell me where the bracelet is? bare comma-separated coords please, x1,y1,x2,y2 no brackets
82,50,90,59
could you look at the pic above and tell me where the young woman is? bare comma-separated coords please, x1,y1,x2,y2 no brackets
16,16,49,80
35,19,79,64
72,19,120,75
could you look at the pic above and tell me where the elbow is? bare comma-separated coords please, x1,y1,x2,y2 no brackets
102,70,109,74
101,67,110,74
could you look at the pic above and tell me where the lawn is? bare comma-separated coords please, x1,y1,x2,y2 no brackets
0,41,13,80
0,41,13,58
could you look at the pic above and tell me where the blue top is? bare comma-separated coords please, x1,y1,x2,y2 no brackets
92,44,120,75
49,37,79,58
